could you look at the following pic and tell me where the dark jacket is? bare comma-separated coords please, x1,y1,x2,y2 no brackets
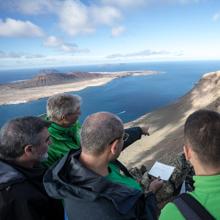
123,127,144,150
44,150,158,220
0,159,63,220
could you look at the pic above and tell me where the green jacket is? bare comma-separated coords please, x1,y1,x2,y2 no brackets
159,174,220,220
43,121,81,167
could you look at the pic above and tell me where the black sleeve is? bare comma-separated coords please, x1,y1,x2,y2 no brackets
144,192,159,220
0,185,64,220
0,197,37,220
123,127,143,150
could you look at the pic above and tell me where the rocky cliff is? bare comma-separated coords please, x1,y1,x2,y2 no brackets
120,71,220,168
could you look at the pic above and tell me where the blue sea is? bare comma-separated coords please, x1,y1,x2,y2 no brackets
0,60,220,127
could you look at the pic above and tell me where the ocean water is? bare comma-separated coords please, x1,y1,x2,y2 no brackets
0,60,220,127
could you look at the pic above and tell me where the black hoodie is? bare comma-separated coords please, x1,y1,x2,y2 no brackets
44,150,158,220
0,159,64,220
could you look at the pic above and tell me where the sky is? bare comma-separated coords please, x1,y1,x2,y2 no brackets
0,0,220,69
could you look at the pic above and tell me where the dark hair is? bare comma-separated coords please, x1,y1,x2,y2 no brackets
0,116,50,160
184,109,220,167
80,112,124,155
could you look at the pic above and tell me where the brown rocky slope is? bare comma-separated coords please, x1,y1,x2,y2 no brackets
5,70,107,89
120,71,220,169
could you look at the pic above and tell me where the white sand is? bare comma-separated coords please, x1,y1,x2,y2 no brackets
0,77,115,105
0,70,159,105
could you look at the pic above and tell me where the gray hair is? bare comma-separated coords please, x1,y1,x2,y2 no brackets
0,116,50,160
47,93,81,122
80,112,124,155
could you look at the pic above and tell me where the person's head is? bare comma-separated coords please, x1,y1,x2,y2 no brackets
47,93,81,127
80,112,125,160
184,109,220,172
0,116,51,167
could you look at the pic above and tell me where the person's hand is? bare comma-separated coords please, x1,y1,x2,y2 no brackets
148,177,163,193
140,125,150,136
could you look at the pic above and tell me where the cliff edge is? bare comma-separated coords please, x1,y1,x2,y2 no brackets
120,71,220,168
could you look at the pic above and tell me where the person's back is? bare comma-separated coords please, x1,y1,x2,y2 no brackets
44,112,162,220
43,93,151,168
0,159,63,220
0,117,63,220
160,109,220,220
44,149,155,220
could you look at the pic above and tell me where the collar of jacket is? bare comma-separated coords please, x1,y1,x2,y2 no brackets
44,150,143,215
0,160,25,188
192,174,220,194
0,159,46,190
48,121,80,143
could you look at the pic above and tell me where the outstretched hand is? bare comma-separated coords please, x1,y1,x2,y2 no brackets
140,125,150,136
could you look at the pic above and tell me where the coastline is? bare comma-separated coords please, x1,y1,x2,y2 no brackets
0,77,115,105
119,71,220,168
0,70,158,105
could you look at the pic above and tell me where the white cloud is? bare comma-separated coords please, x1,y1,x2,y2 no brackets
106,49,172,58
212,12,220,22
111,26,125,37
176,0,201,3
0,50,44,59
0,51,23,58
60,44,76,52
101,0,146,8
17,0,55,14
148,0,201,4
0,0,58,15
43,36,63,47
25,54,45,59
59,1,94,36
101,0,200,8
57,0,200,37
0,0,203,40
0,18,44,37
91,6,121,26
1,0,201,15
43,35,89,53
58,0,122,36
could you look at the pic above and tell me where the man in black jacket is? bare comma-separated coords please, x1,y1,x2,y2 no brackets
43,93,150,167
0,116,63,220
44,112,162,220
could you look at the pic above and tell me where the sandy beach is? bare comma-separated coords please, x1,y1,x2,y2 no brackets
0,77,115,105
0,70,158,105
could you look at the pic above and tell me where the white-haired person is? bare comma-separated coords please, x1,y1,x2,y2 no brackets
43,93,150,167
44,112,163,220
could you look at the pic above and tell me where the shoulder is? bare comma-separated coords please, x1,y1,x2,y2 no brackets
159,202,185,220
0,180,40,203
73,121,81,130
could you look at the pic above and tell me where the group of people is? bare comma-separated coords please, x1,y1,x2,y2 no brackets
0,93,219,220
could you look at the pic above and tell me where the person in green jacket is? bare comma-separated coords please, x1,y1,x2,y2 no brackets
43,93,150,167
160,109,220,220
43,94,81,167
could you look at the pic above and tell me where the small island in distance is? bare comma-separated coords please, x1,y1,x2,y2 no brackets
0,69,159,105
